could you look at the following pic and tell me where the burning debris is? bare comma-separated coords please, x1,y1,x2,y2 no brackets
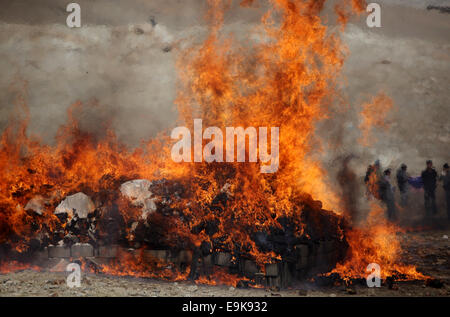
0,172,349,288
0,0,432,290
24,195,47,216
54,192,95,219
120,179,157,219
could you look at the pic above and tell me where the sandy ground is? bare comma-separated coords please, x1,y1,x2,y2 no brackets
1,228,449,297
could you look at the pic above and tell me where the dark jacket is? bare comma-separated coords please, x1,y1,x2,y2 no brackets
421,168,437,192
441,172,450,192
379,176,394,202
396,169,409,193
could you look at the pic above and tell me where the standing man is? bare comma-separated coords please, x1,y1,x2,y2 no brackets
440,163,450,221
396,164,410,207
421,160,438,216
380,169,397,221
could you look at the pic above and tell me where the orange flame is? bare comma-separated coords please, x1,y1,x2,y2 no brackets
0,261,41,274
0,0,422,283
329,202,427,281
358,93,394,146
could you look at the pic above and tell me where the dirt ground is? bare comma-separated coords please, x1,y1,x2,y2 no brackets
1,228,449,297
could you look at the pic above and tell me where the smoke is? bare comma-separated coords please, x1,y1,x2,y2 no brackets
313,3,449,224
0,0,267,146
0,20,182,146
0,1,448,221
335,155,361,224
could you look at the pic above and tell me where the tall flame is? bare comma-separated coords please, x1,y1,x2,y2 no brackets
330,202,427,280
0,0,424,283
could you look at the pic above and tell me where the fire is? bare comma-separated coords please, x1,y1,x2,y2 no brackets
358,93,394,146
195,267,247,287
87,249,190,281
0,261,40,274
329,202,427,281
0,0,423,285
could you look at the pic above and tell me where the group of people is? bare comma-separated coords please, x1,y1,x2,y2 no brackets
364,160,450,222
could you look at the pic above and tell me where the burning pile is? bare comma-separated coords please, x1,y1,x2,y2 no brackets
0,0,425,286
329,202,426,281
